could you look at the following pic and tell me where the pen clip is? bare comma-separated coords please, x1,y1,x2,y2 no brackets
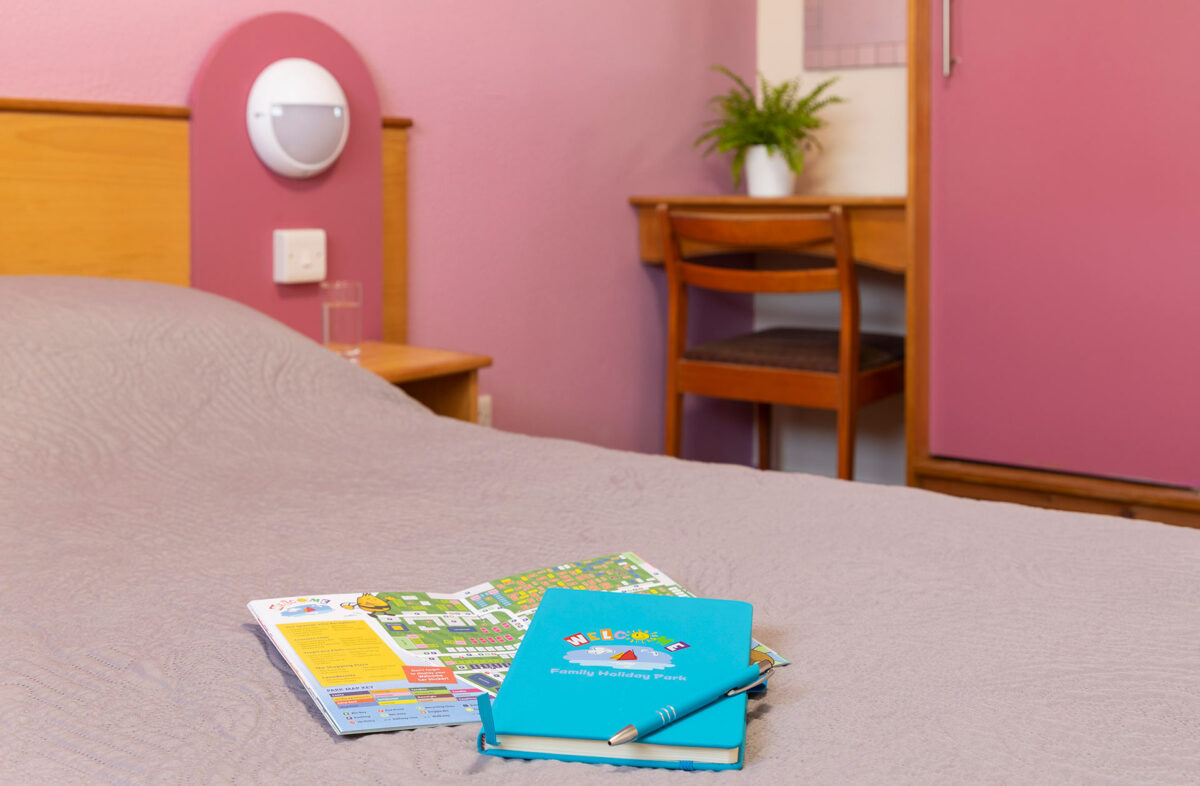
726,664,774,696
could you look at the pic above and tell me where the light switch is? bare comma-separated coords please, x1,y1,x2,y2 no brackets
273,228,327,284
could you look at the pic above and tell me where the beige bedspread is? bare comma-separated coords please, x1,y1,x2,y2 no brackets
1,277,1197,784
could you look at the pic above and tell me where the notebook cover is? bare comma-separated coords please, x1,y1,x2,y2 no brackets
481,588,752,767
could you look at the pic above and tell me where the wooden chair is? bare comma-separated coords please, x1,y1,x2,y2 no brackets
660,204,904,479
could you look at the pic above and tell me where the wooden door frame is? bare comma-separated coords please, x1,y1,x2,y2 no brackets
907,0,932,485
905,0,1200,527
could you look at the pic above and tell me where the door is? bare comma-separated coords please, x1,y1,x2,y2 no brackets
929,0,1200,488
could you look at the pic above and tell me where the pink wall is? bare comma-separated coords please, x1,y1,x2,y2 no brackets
0,1,757,462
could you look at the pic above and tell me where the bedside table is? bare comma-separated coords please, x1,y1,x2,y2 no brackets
357,341,493,422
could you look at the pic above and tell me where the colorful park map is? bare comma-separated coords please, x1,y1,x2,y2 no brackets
249,552,785,734
359,552,786,694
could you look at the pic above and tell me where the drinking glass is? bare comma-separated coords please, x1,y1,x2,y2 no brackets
320,280,362,362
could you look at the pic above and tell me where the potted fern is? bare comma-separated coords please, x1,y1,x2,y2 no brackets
695,66,842,197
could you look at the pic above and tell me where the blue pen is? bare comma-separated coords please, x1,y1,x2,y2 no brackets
606,660,773,745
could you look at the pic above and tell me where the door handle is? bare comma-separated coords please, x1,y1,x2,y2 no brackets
943,0,959,77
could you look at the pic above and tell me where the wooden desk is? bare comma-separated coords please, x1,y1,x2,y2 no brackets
629,195,908,274
358,342,492,422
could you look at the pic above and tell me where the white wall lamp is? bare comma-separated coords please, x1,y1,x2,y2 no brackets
246,58,350,179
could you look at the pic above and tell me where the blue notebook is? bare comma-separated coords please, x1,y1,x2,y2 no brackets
477,588,755,770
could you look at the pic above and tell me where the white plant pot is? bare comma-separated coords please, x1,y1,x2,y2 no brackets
744,145,796,197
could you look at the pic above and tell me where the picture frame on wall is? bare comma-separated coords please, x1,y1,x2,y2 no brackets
804,0,906,69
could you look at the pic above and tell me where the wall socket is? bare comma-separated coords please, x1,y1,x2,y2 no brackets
272,228,326,283
477,394,493,427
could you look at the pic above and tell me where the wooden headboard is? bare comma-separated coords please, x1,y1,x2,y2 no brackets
0,98,411,342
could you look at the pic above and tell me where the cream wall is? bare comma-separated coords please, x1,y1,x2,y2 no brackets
755,0,908,484
758,0,907,195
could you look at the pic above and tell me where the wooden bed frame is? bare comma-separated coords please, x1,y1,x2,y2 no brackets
0,98,412,342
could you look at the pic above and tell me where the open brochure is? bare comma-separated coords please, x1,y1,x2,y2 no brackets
248,552,787,734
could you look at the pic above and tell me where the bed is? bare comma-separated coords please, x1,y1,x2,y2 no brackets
3,275,1199,783
2,101,1198,785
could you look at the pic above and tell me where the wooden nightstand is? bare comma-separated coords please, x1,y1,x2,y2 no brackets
357,341,492,422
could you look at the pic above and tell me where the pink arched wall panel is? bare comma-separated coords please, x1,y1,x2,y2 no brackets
189,13,383,343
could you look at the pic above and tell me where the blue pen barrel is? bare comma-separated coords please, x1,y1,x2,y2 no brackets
631,662,764,738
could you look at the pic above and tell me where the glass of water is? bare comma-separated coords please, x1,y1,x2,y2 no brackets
320,280,362,362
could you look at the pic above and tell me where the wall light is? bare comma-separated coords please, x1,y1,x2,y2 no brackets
246,58,349,178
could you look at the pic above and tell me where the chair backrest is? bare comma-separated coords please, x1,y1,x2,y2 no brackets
658,205,854,295
658,204,861,380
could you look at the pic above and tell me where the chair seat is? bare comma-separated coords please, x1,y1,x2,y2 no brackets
683,327,904,373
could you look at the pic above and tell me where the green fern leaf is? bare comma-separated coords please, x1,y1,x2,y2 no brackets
694,66,843,184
